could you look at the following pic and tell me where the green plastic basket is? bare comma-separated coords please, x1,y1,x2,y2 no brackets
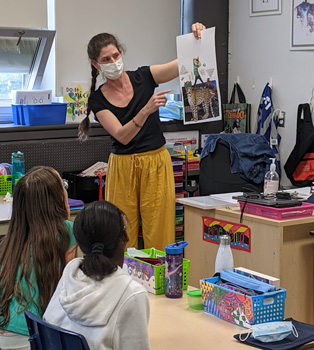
123,248,190,295
0,175,12,194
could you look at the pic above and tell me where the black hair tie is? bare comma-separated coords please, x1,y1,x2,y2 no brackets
91,242,104,255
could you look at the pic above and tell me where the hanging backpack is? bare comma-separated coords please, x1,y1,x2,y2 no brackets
284,103,314,187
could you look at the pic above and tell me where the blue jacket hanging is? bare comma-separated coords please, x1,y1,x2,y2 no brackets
200,133,276,184
256,83,281,176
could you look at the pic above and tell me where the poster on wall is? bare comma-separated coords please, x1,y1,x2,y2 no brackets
176,27,222,125
202,216,251,253
62,82,91,123
250,0,282,16
291,0,314,50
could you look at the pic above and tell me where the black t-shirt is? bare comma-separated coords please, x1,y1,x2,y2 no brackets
88,66,165,154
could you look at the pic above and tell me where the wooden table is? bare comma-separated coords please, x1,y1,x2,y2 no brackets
148,289,245,349
180,201,314,325
148,289,314,350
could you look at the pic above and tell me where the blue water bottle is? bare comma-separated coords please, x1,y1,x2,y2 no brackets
12,151,25,190
165,241,188,298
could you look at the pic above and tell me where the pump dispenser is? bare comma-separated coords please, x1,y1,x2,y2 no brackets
264,158,279,197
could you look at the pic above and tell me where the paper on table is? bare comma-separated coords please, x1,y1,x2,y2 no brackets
283,187,311,200
0,201,12,221
176,196,234,210
210,192,243,205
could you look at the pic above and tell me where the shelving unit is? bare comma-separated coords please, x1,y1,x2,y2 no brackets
172,144,200,242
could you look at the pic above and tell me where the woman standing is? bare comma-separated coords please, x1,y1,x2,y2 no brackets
79,23,205,250
0,166,77,349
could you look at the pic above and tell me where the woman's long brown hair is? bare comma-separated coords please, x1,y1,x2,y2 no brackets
78,33,125,141
0,166,70,327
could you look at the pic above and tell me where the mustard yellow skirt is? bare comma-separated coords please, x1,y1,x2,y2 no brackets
105,146,175,251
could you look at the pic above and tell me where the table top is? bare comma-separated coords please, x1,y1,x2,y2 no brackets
148,289,314,350
179,195,314,227
148,289,246,350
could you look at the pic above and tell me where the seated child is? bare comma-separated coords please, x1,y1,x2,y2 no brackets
43,200,150,350
0,166,77,349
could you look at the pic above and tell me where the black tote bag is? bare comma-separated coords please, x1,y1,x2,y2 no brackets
284,103,314,187
222,83,251,134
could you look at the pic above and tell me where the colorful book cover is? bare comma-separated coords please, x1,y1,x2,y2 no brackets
62,82,90,123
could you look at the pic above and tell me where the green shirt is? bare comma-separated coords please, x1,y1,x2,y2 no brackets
0,220,76,336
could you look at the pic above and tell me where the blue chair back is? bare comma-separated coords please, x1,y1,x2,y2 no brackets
24,311,90,350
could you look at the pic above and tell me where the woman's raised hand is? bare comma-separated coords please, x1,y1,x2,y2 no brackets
144,89,171,115
191,22,206,39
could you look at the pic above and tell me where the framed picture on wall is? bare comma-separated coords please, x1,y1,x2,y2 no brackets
291,0,314,50
250,0,282,16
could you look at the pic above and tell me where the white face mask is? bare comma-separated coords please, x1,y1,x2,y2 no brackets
98,57,124,81
240,321,298,343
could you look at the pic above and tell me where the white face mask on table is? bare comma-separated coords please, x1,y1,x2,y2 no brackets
98,57,124,80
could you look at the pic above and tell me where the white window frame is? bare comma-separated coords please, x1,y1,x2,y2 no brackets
0,27,55,123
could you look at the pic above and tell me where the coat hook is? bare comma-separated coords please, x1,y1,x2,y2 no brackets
269,77,273,89
16,30,25,46
308,86,314,104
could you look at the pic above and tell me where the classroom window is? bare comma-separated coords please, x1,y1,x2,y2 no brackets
0,27,55,124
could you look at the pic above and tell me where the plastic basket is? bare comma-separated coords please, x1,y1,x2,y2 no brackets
175,192,185,199
175,224,184,237
0,175,12,194
172,160,184,171
175,214,184,225
175,182,184,193
238,201,314,220
201,276,286,328
175,203,184,215
12,103,67,126
12,104,25,125
123,248,190,295
174,171,183,182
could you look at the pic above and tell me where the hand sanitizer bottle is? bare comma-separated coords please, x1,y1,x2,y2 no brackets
264,158,279,198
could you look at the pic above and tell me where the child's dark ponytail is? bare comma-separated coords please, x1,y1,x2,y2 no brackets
73,201,127,281
82,251,117,281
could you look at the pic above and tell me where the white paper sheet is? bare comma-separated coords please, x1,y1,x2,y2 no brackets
176,27,222,125
0,201,12,221
176,196,233,210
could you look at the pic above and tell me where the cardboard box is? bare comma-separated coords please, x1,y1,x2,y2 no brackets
201,276,286,328
123,248,190,295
